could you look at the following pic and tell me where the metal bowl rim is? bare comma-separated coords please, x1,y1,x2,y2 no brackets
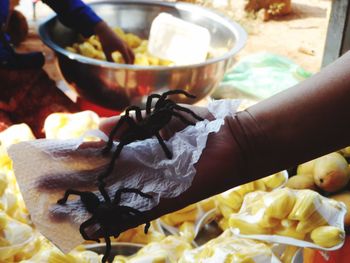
38,0,247,71
84,241,145,250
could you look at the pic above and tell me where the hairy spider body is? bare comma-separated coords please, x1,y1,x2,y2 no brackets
97,90,204,200
57,188,152,263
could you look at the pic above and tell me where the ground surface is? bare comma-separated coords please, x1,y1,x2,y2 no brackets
16,0,332,83
210,0,332,73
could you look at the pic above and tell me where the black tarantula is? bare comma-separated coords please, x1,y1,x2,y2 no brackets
57,187,152,263
98,90,204,200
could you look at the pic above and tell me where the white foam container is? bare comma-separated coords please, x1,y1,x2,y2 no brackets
148,12,211,65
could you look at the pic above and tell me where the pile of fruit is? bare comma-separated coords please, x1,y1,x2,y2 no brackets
66,27,174,66
286,151,350,229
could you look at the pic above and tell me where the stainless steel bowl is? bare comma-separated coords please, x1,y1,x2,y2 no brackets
85,242,143,261
39,0,247,110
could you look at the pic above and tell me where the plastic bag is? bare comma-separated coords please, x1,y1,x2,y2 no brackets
179,229,281,263
160,197,217,243
229,189,347,250
216,171,288,230
213,52,312,100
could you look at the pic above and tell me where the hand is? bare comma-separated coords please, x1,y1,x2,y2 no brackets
94,21,135,64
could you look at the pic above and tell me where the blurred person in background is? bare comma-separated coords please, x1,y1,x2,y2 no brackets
0,0,134,70
0,0,44,69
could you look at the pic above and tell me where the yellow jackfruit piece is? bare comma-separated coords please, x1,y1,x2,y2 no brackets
112,51,123,64
229,216,271,235
0,172,8,196
113,255,128,263
65,46,77,53
124,33,142,48
48,250,77,263
216,189,243,211
274,225,306,240
296,210,327,233
217,203,235,219
310,226,345,248
78,42,99,58
87,35,102,50
198,197,216,212
264,188,296,219
235,182,255,197
161,204,198,226
281,219,298,229
288,190,320,221
253,179,267,191
134,53,150,66
258,214,280,228
178,222,195,242
262,172,287,189
280,246,299,263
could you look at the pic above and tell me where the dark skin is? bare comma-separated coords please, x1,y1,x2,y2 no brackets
90,51,350,238
94,21,134,64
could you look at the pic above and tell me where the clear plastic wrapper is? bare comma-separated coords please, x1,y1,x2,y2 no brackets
216,171,288,230
109,220,165,245
229,188,347,250
0,211,35,261
160,197,217,243
179,229,281,263
113,235,192,263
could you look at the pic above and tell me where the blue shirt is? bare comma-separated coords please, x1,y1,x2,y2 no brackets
42,0,102,37
0,0,10,26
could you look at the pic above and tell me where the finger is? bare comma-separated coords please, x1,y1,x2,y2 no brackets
77,141,106,150
105,51,114,62
121,45,133,64
127,47,135,64
99,116,122,135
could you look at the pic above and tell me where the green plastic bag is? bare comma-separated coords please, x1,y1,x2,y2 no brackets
217,52,312,100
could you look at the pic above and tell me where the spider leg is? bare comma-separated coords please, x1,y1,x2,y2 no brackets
121,206,151,234
98,141,127,203
155,132,172,159
161,89,196,101
125,106,143,122
98,116,142,182
172,111,196,126
79,216,100,243
146,94,161,114
57,189,84,205
173,104,204,121
102,234,112,263
102,116,128,154
144,221,151,234
99,142,125,183
113,188,153,204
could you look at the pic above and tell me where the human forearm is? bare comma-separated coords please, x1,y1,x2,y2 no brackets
246,50,350,174
97,51,350,235
144,51,350,222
